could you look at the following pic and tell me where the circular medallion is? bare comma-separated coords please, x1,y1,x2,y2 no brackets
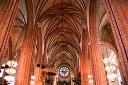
59,66,70,77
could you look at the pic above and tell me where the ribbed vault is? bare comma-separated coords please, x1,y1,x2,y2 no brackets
1,0,127,84
9,0,87,72
39,1,86,68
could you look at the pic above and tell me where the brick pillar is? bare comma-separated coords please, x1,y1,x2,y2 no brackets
81,28,91,85
8,38,13,60
0,0,20,66
15,0,35,85
34,67,42,85
43,45,47,65
89,0,107,85
34,27,42,85
103,0,128,83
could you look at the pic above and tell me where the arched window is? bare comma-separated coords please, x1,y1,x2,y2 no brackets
100,44,122,85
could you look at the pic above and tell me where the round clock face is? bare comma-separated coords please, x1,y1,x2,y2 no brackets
59,66,70,77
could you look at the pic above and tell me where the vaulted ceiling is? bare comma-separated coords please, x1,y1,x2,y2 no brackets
9,0,115,72
11,0,87,70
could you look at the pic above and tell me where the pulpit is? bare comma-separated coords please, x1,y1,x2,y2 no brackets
42,66,57,85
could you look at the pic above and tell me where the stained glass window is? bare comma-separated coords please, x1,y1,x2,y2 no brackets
59,66,70,77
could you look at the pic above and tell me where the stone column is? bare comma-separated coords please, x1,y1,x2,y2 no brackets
89,0,107,85
34,27,42,85
80,28,91,85
0,0,20,66
15,0,35,85
103,0,128,84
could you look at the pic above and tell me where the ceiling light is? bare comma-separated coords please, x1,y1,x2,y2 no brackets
105,65,116,72
107,73,117,81
6,60,18,68
5,68,16,74
4,76,14,82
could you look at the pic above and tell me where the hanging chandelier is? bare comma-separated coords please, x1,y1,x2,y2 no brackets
88,74,93,79
103,59,117,81
89,80,93,83
88,74,93,84
107,73,117,81
103,53,117,81
30,75,35,85
6,60,18,68
4,60,18,82
105,65,116,72
5,68,16,74
5,60,18,75
103,57,111,64
4,75,14,82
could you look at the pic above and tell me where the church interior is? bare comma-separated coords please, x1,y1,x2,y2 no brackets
0,0,128,85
